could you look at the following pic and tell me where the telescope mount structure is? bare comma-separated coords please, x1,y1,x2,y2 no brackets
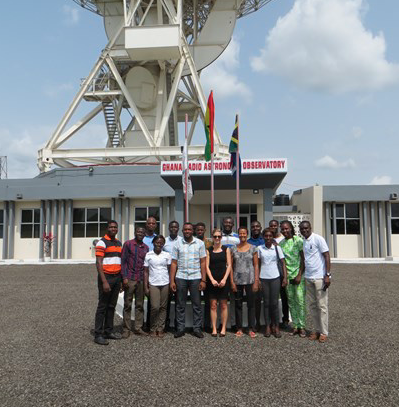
38,0,273,172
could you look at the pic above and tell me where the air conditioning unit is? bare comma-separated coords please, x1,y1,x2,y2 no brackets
390,193,398,200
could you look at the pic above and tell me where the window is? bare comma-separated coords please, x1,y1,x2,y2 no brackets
21,209,41,238
392,203,399,234
73,208,112,238
214,204,258,230
331,203,360,235
134,207,160,234
0,209,3,238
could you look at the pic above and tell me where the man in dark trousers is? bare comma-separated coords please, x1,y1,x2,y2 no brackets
195,222,212,332
121,226,149,338
248,220,264,331
170,223,207,339
269,219,290,329
93,220,122,345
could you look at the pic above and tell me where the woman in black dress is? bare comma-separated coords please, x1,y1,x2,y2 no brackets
206,228,232,337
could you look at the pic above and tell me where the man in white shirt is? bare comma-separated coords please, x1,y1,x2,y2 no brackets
163,221,182,254
299,221,331,343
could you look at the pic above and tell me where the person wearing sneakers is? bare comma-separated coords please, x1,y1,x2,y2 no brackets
299,221,331,343
170,222,207,339
144,235,171,338
279,220,306,338
257,228,287,338
121,226,149,338
93,220,123,345
269,219,290,330
230,227,259,338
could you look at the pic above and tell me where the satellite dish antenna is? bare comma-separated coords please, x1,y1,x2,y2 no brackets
38,0,274,171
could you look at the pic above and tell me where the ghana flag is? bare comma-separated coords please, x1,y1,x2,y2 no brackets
204,91,215,162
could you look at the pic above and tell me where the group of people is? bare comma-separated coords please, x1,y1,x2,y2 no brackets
93,215,331,345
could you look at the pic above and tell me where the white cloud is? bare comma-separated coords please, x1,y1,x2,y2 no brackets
369,175,392,185
202,38,252,102
315,155,355,169
63,5,80,25
0,123,108,179
44,83,73,98
352,126,363,139
251,0,399,93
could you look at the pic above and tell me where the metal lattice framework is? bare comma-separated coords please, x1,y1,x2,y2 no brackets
71,1,273,43
72,0,273,19
38,0,275,171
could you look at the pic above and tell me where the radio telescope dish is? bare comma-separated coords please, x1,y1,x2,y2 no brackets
72,0,274,19
38,0,276,171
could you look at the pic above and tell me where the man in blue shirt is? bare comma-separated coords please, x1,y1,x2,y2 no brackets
248,220,264,331
143,216,157,250
170,223,207,338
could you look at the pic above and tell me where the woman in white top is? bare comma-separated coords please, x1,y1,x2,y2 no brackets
258,228,287,338
144,235,172,338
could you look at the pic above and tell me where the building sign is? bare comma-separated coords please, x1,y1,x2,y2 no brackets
161,158,288,175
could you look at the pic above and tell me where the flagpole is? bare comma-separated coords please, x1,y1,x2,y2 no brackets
185,114,189,223
211,147,214,230
236,114,240,230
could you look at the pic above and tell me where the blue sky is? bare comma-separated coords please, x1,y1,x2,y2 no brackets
0,0,398,195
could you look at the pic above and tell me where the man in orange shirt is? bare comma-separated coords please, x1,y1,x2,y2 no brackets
93,220,122,345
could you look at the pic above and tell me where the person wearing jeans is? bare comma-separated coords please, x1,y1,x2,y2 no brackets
299,221,331,343
230,227,259,338
257,228,287,338
121,226,149,338
93,220,122,345
170,223,207,339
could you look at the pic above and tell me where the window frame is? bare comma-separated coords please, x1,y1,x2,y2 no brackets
391,203,399,234
72,207,111,238
331,203,360,235
134,206,161,234
0,209,3,239
20,208,42,239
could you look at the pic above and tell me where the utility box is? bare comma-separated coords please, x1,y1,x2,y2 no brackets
125,25,181,61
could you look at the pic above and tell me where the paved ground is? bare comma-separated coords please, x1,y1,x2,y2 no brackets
0,263,398,407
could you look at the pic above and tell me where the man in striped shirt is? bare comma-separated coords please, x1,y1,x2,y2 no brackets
170,222,207,338
94,220,122,345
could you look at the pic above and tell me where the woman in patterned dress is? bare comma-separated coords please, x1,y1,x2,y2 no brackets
230,227,260,338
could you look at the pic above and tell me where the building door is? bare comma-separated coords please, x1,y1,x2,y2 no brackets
215,213,250,233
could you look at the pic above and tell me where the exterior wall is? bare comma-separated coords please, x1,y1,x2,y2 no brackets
0,202,3,259
273,213,312,236
13,201,41,260
291,186,323,235
336,236,363,258
190,205,211,232
392,235,399,257
190,190,263,205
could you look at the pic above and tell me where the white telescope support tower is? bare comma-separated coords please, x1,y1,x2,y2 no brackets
38,0,274,171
